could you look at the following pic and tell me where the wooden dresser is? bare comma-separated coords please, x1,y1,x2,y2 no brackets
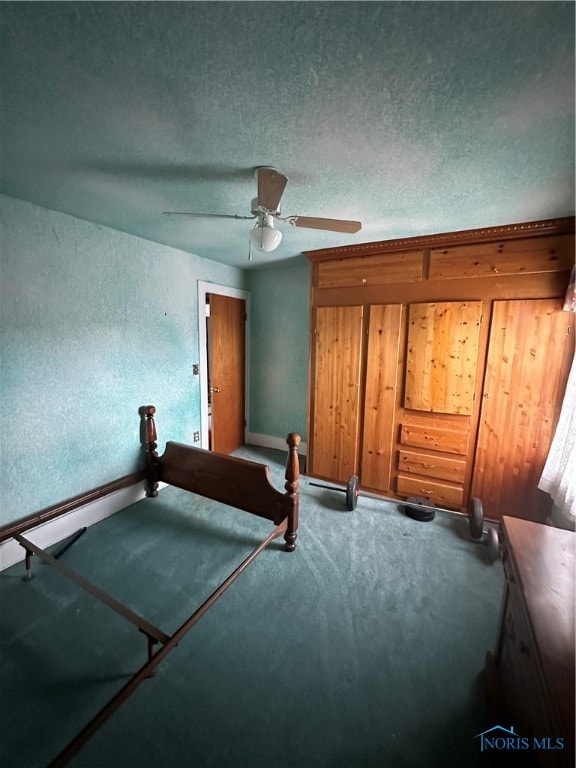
485,516,575,767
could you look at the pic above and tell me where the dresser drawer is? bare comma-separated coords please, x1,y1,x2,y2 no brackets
396,474,464,509
498,593,545,736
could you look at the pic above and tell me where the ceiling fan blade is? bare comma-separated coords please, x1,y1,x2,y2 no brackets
289,216,362,234
257,167,288,211
163,212,255,220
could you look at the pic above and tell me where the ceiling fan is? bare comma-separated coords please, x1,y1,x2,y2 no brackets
163,166,361,254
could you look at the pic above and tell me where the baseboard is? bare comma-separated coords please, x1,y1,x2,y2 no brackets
0,481,157,571
247,432,307,455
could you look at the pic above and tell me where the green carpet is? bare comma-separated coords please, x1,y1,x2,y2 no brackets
0,445,504,768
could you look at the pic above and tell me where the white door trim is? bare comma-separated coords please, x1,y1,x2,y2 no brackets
197,281,250,450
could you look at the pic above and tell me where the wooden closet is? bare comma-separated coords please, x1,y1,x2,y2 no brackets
305,217,575,523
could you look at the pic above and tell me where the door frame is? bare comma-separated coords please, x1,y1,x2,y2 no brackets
197,281,250,449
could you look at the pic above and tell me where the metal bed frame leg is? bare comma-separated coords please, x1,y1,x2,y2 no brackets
142,632,159,677
21,546,35,581
19,528,87,583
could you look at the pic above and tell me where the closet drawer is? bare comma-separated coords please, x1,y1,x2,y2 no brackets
396,474,464,509
400,420,469,455
398,449,466,484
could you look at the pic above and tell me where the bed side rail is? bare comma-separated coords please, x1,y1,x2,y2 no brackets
0,471,145,544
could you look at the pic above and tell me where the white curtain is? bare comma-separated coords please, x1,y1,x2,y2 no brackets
538,350,576,529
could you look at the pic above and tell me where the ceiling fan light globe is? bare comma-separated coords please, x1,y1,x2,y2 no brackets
249,224,282,252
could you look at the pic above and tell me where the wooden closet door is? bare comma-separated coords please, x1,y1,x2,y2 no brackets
405,301,482,415
309,305,364,482
472,299,574,522
361,304,402,491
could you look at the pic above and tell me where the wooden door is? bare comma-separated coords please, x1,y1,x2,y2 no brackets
360,304,403,491
472,299,574,521
309,305,364,482
208,293,246,454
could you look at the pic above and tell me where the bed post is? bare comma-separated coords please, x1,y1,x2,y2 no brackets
144,405,159,498
283,433,301,552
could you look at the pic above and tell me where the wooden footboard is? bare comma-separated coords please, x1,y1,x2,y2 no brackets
143,406,300,551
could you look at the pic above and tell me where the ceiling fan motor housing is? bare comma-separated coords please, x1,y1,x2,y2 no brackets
251,197,279,216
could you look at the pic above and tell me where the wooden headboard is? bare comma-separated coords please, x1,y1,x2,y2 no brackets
143,406,301,551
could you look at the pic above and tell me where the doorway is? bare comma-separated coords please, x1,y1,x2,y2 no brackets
198,282,250,452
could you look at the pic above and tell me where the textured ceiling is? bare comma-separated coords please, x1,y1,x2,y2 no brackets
1,2,574,269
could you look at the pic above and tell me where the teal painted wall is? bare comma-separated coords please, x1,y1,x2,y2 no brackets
0,194,246,524
247,263,310,442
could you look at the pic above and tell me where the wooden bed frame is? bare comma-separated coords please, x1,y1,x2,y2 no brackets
0,406,301,767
